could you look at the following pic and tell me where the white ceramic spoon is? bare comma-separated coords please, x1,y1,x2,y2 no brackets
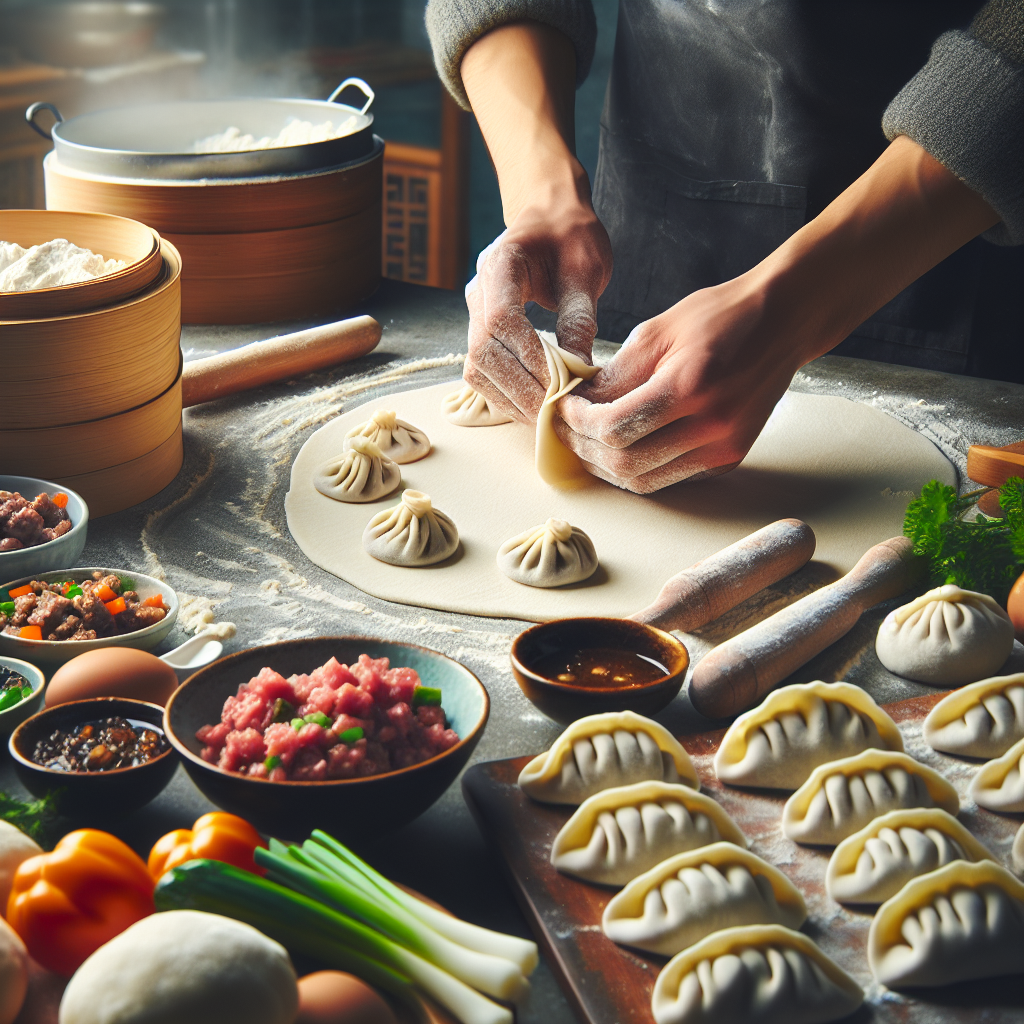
159,630,223,671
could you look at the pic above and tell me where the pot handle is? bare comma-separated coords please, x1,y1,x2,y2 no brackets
327,77,374,115
26,102,63,140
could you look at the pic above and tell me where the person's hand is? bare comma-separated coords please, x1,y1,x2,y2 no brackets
555,276,811,493
464,193,612,423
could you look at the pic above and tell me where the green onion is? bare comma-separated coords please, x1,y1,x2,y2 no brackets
264,755,281,771
271,698,295,723
65,586,83,599
0,602,14,615
291,718,305,731
303,711,331,728
0,689,24,712
338,726,364,744
412,686,443,707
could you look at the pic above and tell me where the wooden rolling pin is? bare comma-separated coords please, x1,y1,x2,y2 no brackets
967,441,1024,517
182,315,382,408
630,519,816,632
689,535,926,719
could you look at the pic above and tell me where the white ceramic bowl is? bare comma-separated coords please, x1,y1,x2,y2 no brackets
0,566,178,669
0,655,45,739
0,475,89,580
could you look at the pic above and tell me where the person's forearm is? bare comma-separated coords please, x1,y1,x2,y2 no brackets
461,21,590,224
748,135,1001,363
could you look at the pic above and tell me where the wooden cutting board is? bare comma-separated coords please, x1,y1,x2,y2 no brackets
463,691,1024,1024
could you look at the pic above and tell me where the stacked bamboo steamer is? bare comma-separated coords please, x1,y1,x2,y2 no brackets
43,145,382,324
0,210,182,517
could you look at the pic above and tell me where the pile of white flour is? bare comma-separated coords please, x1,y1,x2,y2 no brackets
193,116,358,153
0,238,125,292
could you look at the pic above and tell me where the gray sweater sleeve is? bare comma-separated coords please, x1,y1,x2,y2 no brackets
882,0,1024,245
425,0,597,110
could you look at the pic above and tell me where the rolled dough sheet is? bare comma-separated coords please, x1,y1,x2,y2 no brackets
286,382,955,622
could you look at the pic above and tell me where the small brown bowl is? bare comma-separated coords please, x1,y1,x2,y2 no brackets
511,617,689,724
9,697,178,819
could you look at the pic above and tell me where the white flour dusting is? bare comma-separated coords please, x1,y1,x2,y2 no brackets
177,592,237,639
0,238,125,291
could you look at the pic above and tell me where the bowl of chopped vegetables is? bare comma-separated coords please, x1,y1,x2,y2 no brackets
0,566,178,668
164,637,489,840
0,475,89,580
0,656,45,739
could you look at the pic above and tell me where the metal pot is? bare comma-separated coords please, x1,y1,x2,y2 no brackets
26,78,376,180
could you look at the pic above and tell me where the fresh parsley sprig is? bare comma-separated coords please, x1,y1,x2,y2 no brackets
0,788,61,847
903,477,1024,604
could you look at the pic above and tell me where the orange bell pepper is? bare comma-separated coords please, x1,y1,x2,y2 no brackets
148,812,267,881
103,596,127,616
7,585,33,599
6,829,153,976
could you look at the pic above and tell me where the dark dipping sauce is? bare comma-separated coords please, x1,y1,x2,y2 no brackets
32,716,168,772
532,647,669,689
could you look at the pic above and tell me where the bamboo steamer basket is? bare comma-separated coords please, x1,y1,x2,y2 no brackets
44,143,383,324
56,420,183,518
0,357,182,479
0,239,181,428
0,210,162,319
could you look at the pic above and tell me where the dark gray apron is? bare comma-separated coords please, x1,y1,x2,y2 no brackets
593,0,1023,382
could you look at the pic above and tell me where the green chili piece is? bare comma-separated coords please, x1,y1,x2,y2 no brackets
66,585,84,599
265,755,282,770
291,718,306,731
411,686,442,707
0,689,22,712
304,711,331,729
21,686,34,700
338,727,364,744
272,698,295,723
0,602,14,615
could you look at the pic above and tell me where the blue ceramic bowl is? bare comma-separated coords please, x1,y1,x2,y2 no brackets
164,637,489,840
0,655,45,740
0,475,88,580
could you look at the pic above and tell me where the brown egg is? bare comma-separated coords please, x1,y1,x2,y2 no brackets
1009,570,1024,641
296,972,398,1024
45,648,179,708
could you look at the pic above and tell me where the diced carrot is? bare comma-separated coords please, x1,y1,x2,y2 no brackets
8,585,33,599
95,584,117,603
104,596,127,617
52,492,69,509
142,595,165,609
18,626,42,641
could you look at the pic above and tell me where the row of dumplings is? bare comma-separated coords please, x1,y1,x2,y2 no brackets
314,405,600,583
516,706,1024,1024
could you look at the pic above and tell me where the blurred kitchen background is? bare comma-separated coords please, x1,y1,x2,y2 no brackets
0,0,617,288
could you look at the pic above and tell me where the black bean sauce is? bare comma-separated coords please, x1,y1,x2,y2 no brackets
31,716,168,772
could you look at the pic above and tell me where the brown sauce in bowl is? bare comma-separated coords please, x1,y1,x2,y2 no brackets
31,716,168,772
532,647,669,689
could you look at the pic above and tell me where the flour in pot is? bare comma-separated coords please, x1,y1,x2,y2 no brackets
0,238,126,292
193,116,358,153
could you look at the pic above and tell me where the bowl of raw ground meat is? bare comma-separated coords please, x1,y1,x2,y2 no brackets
0,475,89,580
163,637,489,840
0,566,178,668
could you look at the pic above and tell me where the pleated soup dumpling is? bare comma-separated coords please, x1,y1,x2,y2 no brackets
497,518,598,588
875,584,1015,686
714,681,903,791
441,384,513,426
781,749,959,846
969,736,1024,812
550,782,746,887
825,807,995,905
651,924,863,1024
602,842,806,956
518,710,698,805
868,860,1024,988
314,436,401,503
923,672,1024,759
362,490,459,567
345,409,430,464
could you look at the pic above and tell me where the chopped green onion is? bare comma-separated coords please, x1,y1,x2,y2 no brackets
303,711,331,728
338,726,364,744
271,698,295,723
264,755,281,771
65,585,83,599
21,686,33,700
0,689,24,712
0,601,14,615
291,718,305,731
412,686,443,707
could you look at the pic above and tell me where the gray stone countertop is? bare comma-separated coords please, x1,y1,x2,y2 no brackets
3,279,1022,1023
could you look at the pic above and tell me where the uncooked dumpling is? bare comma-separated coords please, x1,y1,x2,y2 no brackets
518,711,699,805
875,585,1015,686
1014,820,1024,874
345,409,430,464
535,331,599,489
714,681,903,791
825,808,994,905
867,860,1024,988
923,672,1024,759
362,490,458,566
651,924,863,1024
442,384,513,426
314,436,401,503
781,749,959,846
968,736,1024,812
497,518,598,587
550,782,746,886
602,843,805,955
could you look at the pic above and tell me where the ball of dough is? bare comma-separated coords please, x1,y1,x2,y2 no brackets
58,910,298,1024
0,820,41,912
497,518,598,587
0,916,27,1024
